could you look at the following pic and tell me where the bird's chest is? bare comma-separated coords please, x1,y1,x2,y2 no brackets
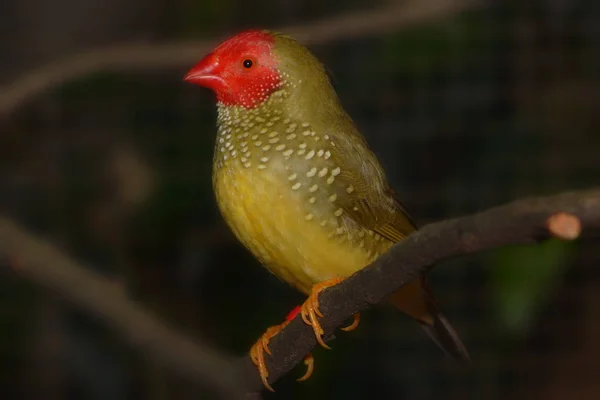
212,134,371,293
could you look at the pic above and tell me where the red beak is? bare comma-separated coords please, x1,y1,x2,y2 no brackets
184,53,225,90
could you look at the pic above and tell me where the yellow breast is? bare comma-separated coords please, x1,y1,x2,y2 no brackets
214,161,385,294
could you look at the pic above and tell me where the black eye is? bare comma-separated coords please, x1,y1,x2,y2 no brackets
243,59,253,68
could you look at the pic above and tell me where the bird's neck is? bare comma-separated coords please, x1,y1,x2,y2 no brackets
213,82,353,173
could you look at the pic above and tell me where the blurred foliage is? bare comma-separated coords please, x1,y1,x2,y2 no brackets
488,239,576,336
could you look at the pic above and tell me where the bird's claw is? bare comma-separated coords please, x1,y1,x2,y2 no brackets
250,322,288,392
300,278,361,348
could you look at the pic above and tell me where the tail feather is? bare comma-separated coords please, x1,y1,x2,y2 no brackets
387,278,470,362
419,311,470,362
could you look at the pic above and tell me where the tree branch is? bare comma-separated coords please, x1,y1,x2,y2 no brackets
236,189,600,394
0,0,482,116
3,190,599,398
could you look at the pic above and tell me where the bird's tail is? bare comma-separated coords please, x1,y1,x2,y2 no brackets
386,278,470,362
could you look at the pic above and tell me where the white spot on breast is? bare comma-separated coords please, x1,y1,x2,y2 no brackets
328,194,337,202
308,196,316,204
260,156,269,163
306,167,317,177
327,176,335,184
318,168,328,177
334,208,344,217
258,164,267,170
292,182,301,190
346,185,355,193
331,167,341,176
275,144,286,151
288,173,297,181
268,137,280,144
309,184,318,193
283,149,294,157
255,141,263,147
305,213,314,221
262,144,271,151
324,151,331,159
305,150,315,160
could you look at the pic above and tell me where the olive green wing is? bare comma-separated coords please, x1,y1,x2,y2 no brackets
327,128,417,243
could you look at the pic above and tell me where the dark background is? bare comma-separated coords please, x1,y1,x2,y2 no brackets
1,0,599,399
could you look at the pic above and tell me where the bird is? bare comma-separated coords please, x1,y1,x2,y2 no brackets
184,29,469,391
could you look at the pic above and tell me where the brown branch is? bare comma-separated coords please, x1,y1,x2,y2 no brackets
3,189,599,398
0,0,482,116
0,217,244,400
236,188,600,395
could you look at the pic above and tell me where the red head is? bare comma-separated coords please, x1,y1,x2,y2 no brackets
184,30,281,109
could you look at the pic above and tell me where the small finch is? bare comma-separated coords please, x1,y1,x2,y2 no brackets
185,30,469,391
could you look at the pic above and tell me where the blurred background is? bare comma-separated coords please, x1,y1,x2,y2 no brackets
1,0,599,399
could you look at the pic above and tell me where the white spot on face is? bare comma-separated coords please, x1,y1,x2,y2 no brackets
260,156,269,163
305,150,315,160
331,167,341,176
346,185,355,193
334,208,343,217
317,150,324,157
309,184,318,193
262,144,271,151
258,164,267,170
275,144,286,151
268,131,278,138
299,143,307,149
328,194,337,202
327,176,335,184
255,141,263,147
318,168,328,177
286,133,297,140
302,130,311,136
308,196,316,204
268,137,280,144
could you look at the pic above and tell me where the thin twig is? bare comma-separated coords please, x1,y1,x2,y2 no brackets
0,217,244,400
0,0,482,116
236,189,600,395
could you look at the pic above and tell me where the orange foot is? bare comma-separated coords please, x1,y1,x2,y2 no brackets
301,278,361,349
249,306,314,392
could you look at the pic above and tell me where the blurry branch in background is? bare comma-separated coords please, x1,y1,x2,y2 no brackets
237,189,600,395
0,217,244,400
2,189,599,399
0,0,483,116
